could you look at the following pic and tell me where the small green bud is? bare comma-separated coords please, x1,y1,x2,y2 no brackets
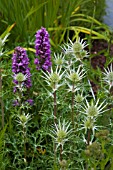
59,159,67,167
57,130,67,143
75,94,84,103
73,42,83,52
69,72,80,82
84,149,91,156
19,115,28,123
84,118,93,129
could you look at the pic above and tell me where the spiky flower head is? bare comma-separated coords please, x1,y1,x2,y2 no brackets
62,38,88,62
54,53,65,68
75,92,84,103
81,99,107,119
42,66,65,91
50,120,73,149
34,27,52,72
15,73,27,82
66,65,86,83
12,46,32,91
16,112,31,127
103,64,113,89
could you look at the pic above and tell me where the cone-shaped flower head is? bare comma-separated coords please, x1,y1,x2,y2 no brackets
54,53,65,68
66,65,86,83
42,66,65,91
34,27,52,72
62,38,88,62
50,120,73,149
12,46,32,90
81,99,107,119
103,64,113,89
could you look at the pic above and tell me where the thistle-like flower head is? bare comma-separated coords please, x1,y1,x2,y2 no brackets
15,73,28,82
54,53,65,68
103,64,113,89
42,66,65,91
16,112,31,127
80,99,107,119
66,65,86,83
62,38,88,62
75,92,85,103
50,120,73,149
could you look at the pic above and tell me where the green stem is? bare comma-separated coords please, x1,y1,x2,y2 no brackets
53,83,57,124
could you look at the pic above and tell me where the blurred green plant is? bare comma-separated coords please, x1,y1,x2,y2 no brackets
0,0,108,48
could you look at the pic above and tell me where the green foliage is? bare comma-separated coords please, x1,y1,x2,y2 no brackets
0,126,7,169
1,1,113,169
0,0,107,47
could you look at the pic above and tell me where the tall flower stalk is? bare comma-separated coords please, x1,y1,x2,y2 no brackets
50,120,73,166
66,66,86,127
42,67,65,123
34,27,52,72
80,99,107,145
12,47,32,110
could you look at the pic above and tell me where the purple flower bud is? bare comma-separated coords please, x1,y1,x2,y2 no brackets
13,100,19,106
26,99,34,106
34,27,52,72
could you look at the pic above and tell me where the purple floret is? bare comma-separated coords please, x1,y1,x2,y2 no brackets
12,46,32,90
34,27,52,72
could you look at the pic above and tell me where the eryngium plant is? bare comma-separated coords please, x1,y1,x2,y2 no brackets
50,119,73,149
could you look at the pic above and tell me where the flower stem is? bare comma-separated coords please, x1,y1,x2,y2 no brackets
60,144,63,162
87,129,91,145
71,83,75,128
53,83,57,124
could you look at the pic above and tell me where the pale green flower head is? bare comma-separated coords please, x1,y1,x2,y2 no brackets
42,66,65,91
50,120,73,149
84,117,94,130
62,38,88,62
15,73,27,82
75,50,89,61
16,113,31,127
103,64,113,88
81,99,107,119
75,93,84,103
54,53,65,67
66,65,86,83
72,41,83,52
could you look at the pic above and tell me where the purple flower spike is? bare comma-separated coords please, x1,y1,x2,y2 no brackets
34,27,52,72
12,46,32,90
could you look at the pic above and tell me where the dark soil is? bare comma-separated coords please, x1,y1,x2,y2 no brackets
89,40,113,94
